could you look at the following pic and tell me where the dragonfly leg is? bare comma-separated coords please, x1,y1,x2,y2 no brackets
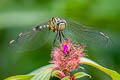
61,32,66,40
53,32,58,47
59,31,62,43
57,32,60,40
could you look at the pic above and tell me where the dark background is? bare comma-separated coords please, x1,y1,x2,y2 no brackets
0,0,120,80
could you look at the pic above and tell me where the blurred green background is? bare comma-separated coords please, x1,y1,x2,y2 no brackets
0,0,120,80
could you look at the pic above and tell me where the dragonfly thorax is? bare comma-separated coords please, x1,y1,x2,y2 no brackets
48,17,67,32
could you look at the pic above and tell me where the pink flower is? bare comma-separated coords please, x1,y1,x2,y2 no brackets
63,45,68,54
51,38,85,76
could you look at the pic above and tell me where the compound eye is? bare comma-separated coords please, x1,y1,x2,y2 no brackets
59,23,66,30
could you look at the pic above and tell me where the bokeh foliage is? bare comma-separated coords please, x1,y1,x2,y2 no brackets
0,0,120,80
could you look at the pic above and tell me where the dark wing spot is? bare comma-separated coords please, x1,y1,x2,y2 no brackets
9,40,15,44
18,32,23,37
100,32,109,39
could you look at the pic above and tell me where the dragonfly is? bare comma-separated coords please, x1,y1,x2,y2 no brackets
9,17,111,52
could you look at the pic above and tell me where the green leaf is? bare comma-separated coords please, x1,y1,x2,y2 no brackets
4,75,34,80
78,66,85,70
29,64,55,75
51,70,65,79
73,72,91,79
61,76,70,80
31,67,54,80
80,57,120,80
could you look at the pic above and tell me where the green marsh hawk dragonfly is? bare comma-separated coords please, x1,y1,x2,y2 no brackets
9,17,111,52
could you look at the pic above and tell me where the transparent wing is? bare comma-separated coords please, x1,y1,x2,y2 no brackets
64,20,112,47
10,23,51,52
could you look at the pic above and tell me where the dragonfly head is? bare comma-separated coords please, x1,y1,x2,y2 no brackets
49,17,67,32
56,19,67,31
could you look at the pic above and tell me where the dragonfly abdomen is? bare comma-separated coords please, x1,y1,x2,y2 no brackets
33,25,48,31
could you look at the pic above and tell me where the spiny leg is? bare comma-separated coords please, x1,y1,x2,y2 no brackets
53,32,58,47
57,32,60,40
61,32,66,40
59,31,62,43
